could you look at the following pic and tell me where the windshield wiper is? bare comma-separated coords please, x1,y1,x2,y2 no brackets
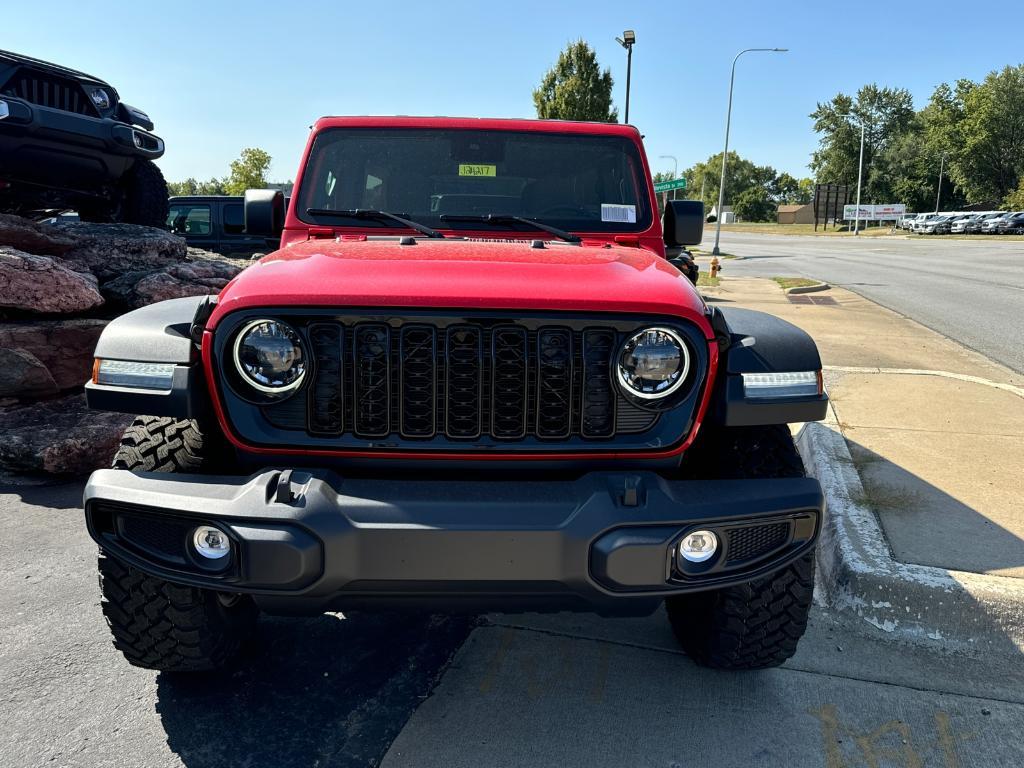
306,208,445,239
439,214,581,243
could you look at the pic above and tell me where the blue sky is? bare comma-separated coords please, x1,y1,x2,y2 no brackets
6,0,1021,184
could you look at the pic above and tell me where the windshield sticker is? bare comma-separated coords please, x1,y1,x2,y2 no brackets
601,204,636,223
458,164,496,177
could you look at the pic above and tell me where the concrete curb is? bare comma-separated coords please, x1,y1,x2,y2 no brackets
785,281,830,295
797,420,1024,655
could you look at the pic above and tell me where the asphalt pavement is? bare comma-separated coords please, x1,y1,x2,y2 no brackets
4,480,1024,767
703,231,1024,374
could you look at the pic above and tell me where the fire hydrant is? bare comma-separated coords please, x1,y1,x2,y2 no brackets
710,256,721,278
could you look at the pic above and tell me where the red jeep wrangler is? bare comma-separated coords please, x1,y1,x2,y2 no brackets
83,117,828,672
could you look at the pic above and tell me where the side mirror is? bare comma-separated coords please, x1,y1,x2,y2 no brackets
244,189,285,239
663,200,704,246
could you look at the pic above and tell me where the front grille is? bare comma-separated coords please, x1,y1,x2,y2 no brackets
725,522,790,565
269,318,665,444
1,68,99,116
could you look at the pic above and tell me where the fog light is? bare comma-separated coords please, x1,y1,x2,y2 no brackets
678,530,718,564
192,525,231,560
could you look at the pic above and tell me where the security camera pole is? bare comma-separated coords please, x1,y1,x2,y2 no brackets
615,30,636,124
712,47,788,256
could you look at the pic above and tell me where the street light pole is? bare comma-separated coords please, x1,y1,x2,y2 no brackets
853,121,865,234
935,152,947,214
712,47,788,256
837,113,867,235
659,154,678,203
615,31,636,124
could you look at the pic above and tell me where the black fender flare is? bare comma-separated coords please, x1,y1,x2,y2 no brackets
708,307,829,426
86,295,215,419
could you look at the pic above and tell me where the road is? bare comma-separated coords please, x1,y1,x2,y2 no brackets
3,480,1023,767
702,231,1024,374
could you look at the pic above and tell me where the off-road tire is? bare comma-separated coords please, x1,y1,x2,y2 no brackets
98,554,257,672
112,415,228,473
666,424,816,669
98,415,256,672
119,159,169,228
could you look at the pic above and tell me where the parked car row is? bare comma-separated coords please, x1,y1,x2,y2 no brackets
899,211,1024,235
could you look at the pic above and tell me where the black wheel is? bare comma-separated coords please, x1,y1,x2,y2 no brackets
667,425,816,670
118,159,169,228
98,416,256,672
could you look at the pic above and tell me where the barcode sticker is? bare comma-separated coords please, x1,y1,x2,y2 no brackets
601,204,636,223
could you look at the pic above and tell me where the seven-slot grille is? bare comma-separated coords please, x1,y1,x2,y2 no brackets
297,321,628,442
1,67,99,116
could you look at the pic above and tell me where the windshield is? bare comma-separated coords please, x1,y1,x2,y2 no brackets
297,128,651,234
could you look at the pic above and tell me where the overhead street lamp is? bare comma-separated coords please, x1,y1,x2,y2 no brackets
711,47,788,256
659,154,678,202
836,112,866,235
615,30,636,124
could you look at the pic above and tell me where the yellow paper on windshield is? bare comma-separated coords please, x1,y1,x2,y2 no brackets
458,164,496,177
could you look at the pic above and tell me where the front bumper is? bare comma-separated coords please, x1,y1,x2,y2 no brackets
84,469,823,616
0,96,162,189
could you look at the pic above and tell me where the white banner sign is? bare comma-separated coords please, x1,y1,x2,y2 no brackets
843,204,906,221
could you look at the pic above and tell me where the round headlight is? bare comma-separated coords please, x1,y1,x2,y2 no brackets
232,319,306,394
89,87,111,110
617,327,689,399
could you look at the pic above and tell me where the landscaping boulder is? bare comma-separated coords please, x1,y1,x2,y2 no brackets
0,347,58,399
51,220,186,280
101,252,245,309
0,318,107,393
0,247,104,314
0,213,77,256
0,394,131,475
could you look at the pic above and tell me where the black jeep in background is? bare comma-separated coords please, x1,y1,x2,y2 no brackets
0,49,168,227
168,195,283,256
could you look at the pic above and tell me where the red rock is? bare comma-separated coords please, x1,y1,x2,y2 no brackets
0,247,103,314
0,213,76,256
0,393,131,475
0,319,107,392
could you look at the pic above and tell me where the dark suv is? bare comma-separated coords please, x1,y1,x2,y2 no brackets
0,49,168,226
168,195,281,256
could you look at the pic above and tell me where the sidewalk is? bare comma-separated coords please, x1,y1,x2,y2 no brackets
700,274,1024,581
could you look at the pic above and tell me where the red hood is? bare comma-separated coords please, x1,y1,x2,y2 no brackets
208,238,710,334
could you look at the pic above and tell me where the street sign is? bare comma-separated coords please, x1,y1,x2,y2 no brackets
654,178,687,193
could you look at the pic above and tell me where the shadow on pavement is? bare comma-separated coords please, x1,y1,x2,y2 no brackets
846,438,1024,577
156,612,475,768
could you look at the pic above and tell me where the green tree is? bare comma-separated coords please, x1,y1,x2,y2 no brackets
733,187,775,221
951,65,1024,202
533,40,617,122
1004,179,1024,209
810,84,915,199
224,148,272,195
682,151,791,217
796,177,816,204
167,176,227,197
